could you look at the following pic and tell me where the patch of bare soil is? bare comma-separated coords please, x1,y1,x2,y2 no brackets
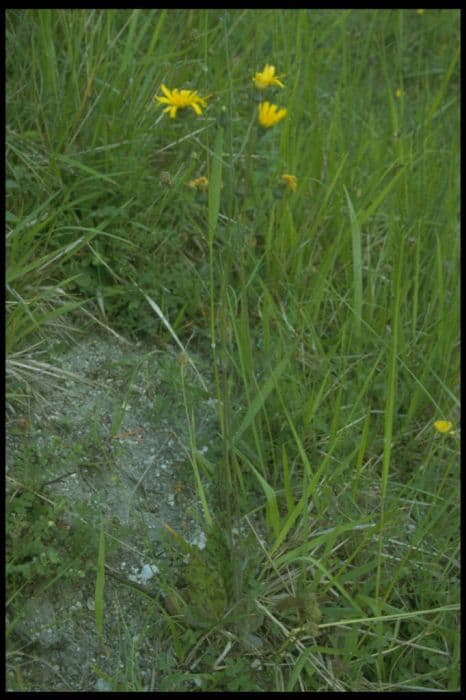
6,333,223,691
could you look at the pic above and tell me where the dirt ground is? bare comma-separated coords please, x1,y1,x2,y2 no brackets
6,333,226,691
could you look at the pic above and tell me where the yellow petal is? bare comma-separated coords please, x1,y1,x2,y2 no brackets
434,420,453,434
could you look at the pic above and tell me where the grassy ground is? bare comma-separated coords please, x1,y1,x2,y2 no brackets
6,9,460,691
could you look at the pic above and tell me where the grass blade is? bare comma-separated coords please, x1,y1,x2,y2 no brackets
344,186,363,344
239,451,281,538
208,126,224,352
233,353,291,444
375,237,404,600
95,518,106,640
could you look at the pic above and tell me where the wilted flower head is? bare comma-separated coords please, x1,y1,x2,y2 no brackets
253,64,285,89
154,84,209,118
281,174,298,192
160,171,173,186
188,176,209,190
258,101,287,128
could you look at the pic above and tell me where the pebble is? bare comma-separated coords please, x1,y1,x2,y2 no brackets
95,678,113,692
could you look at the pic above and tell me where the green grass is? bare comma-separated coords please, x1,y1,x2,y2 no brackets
6,8,460,692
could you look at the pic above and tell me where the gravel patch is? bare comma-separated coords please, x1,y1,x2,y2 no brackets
6,333,222,691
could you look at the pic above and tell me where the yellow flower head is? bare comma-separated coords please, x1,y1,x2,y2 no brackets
253,64,285,89
258,101,287,128
188,176,209,190
416,9,425,15
281,174,298,192
154,84,209,119
434,420,454,434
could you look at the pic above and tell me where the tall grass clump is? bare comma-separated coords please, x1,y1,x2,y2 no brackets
6,8,459,692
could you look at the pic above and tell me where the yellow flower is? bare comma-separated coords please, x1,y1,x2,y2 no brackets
252,64,285,89
258,101,287,128
154,84,209,119
395,87,403,99
188,176,209,190
416,9,425,15
281,174,297,192
434,420,454,434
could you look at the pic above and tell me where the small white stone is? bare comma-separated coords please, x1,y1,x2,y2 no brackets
95,678,112,691
141,563,159,580
190,530,207,550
